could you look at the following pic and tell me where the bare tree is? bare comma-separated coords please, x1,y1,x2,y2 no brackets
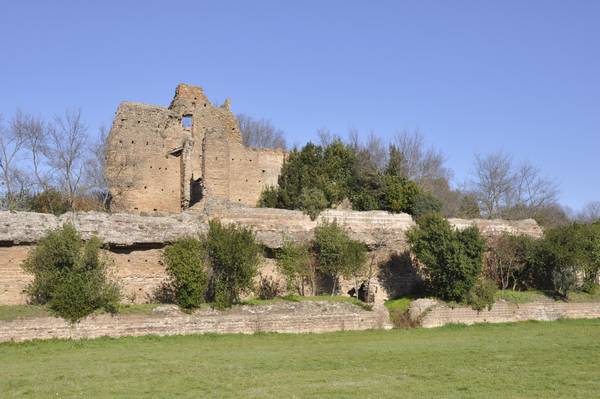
85,125,111,209
47,109,89,208
15,111,51,192
471,151,515,218
0,112,29,209
346,129,388,170
236,114,286,150
578,201,600,223
316,127,339,147
471,152,560,220
392,130,451,182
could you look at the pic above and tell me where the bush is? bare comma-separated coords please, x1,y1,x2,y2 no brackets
22,224,120,322
257,186,279,208
276,240,315,295
407,213,486,302
531,223,600,296
255,274,282,300
30,189,69,215
162,237,209,310
486,233,538,290
411,191,443,220
299,187,328,220
207,220,260,308
313,220,367,295
468,279,497,311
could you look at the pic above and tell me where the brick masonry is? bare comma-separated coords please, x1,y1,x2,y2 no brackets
0,301,392,343
411,299,600,328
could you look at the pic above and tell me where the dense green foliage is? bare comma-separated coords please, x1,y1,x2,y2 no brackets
2,320,599,398
486,223,600,299
207,220,260,308
536,222,600,296
22,225,120,322
313,220,367,294
467,279,497,311
162,238,209,310
407,214,486,302
486,233,539,290
258,140,440,218
276,240,314,295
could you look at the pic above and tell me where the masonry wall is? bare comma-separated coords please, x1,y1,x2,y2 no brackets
106,84,286,213
106,102,184,213
0,301,392,342
414,299,600,328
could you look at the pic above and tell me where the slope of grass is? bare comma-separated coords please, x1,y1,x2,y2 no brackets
1,319,598,398
0,304,162,321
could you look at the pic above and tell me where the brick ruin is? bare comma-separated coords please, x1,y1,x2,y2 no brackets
106,84,285,213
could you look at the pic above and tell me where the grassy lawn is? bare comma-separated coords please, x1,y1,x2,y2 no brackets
1,319,599,398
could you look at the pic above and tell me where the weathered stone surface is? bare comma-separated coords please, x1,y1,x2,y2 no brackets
106,84,285,214
411,299,600,328
448,217,543,238
0,301,392,342
0,211,206,246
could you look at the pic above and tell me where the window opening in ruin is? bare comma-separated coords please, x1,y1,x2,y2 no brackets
182,115,193,129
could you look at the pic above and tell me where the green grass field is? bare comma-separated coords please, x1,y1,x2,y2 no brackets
1,319,599,398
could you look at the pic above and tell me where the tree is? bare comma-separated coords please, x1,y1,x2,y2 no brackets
486,233,537,290
0,112,28,209
22,224,120,322
470,152,560,222
313,220,367,295
407,213,486,302
47,109,89,209
85,125,111,210
207,220,260,308
471,151,515,218
276,240,315,295
237,113,286,149
391,130,451,183
162,237,209,310
578,201,600,223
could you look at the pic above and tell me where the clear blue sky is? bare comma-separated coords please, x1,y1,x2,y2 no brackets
1,1,598,210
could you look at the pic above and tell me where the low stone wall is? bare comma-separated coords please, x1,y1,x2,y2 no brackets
410,299,600,328
0,301,392,343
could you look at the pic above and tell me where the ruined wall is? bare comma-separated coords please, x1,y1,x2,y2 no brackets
0,210,543,306
410,299,600,328
106,84,285,214
0,301,392,342
106,103,183,213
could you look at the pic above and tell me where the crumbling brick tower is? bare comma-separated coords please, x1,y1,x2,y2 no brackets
105,84,285,213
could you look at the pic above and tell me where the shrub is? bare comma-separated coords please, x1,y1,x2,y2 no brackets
468,279,497,311
531,223,600,295
411,191,442,220
276,240,315,295
407,213,486,302
207,220,260,308
30,189,69,215
162,237,209,310
299,187,328,220
22,225,120,322
255,274,282,300
313,220,367,295
257,186,279,208
486,233,538,290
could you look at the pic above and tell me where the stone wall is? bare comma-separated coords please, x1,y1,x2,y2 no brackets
106,84,285,214
0,301,392,343
0,209,543,305
410,298,600,328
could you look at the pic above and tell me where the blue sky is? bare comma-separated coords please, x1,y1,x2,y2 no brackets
1,1,598,210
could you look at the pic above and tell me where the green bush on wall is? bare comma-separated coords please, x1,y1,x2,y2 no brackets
162,237,209,310
22,224,120,322
407,213,486,302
